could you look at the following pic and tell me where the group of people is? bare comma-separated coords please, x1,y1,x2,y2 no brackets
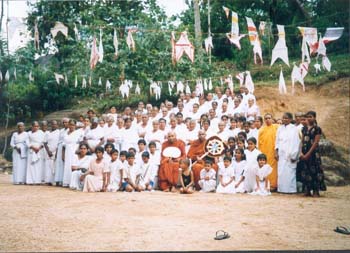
10,86,326,197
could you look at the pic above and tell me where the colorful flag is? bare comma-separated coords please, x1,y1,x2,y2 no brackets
174,32,194,63
90,37,99,70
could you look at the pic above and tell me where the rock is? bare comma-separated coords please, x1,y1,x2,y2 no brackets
319,139,337,157
324,170,346,186
321,156,350,181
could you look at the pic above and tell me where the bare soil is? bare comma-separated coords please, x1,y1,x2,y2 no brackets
0,174,349,251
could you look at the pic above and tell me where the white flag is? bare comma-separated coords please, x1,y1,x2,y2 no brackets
322,56,331,72
208,78,213,90
54,72,64,84
29,71,34,82
113,28,119,57
135,83,141,95
98,77,102,86
204,78,208,91
74,75,78,88
106,79,111,91
82,77,87,88
5,70,10,82
245,71,254,94
301,36,310,63
278,69,287,94
98,28,104,63
271,25,289,67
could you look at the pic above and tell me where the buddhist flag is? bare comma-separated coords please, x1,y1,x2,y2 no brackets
222,6,230,19
245,17,258,46
323,27,344,44
298,27,318,54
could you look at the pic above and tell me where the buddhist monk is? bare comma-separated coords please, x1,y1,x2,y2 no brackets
187,130,218,190
258,113,279,191
159,131,186,192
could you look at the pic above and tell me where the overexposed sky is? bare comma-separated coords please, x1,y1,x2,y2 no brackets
5,0,188,18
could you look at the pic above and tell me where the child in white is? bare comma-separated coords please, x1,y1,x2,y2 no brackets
244,137,261,193
122,152,141,192
107,149,123,192
250,153,272,196
136,151,155,191
232,148,247,193
216,156,236,194
198,160,217,193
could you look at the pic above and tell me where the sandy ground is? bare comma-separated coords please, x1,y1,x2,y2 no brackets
0,174,349,251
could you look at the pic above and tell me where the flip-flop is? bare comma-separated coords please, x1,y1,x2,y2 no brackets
334,226,350,235
214,230,230,240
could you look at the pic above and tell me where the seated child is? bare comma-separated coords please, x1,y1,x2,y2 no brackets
179,158,195,194
198,159,217,193
122,152,141,192
136,151,155,191
232,148,247,193
106,149,123,192
250,153,272,196
216,156,236,194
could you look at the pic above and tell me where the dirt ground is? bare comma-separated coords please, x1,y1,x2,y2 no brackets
0,174,349,251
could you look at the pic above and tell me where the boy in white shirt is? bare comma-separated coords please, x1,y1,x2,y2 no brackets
136,151,155,191
198,160,217,193
122,152,140,192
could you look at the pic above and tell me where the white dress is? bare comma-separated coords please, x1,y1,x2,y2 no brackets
275,123,300,193
198,168,217,192
40,131,49,182
62,129,84,187
83,159,109,192
10,131,29,184
244,148,262,192
107,160,124,192
114,127,125,152
54,128,68,184
232,160,247,193
216,163,236,194
70,155,92,190
26,130,45,184
43,129,59,183
250,164,273,196
144,130,165,150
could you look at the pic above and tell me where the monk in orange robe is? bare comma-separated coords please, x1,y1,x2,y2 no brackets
159,131,186,192
187,130,218,190
258,113,279,190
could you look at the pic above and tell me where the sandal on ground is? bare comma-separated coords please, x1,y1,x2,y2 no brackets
214,230,230,240
334,226,350,235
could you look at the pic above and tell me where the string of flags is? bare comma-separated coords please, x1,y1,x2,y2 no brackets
1,6,345,99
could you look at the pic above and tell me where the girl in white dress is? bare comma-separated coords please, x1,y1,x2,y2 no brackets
244,137,261,193
106,149,124,192
62,120,84,187
10,122,29,184
82,147,109,192
216,156,236,194
232,148,247,193
250,154,273,196
69,143,92,190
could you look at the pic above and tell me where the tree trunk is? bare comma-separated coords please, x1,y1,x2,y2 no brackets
0,0,4,56
193,0,202,51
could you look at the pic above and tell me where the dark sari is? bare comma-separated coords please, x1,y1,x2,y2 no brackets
301,125,327,192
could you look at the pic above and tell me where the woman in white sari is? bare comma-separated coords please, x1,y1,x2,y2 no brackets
54,118,69,186
10,122,29,184
69,143,92,190
26,121,45,185
62,120,84,187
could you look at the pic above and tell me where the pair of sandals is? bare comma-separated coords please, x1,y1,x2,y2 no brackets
214,230,230,240
334,226,350,235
